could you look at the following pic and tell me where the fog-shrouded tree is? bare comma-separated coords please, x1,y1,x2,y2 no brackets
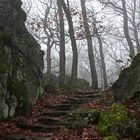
22,0,140,89
57,0,66,88
80,0,98,89
98,0,140,59
61,0,78,88
95,28,108,88
121,0,135,58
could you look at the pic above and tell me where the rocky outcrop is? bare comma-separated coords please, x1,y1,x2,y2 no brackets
112,54,140,102
0,0,43,119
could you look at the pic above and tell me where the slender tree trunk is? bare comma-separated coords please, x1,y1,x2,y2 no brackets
133,24,140,52
44,7,53,85
80,0,98,89
46,37,51,84
57,0,66,88
96,29,108,88
61,0,78,88
121,0,135,58
132,0,140,52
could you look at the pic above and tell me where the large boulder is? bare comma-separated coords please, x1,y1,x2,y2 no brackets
112,54,140,102
63,75,90,89
43,74,90,90
43,73,58,87
0,0,43,119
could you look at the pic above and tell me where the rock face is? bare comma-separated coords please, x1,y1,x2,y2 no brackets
112,54,140,102
0,0,44,119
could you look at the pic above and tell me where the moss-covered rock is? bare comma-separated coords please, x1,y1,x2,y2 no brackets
43,74,90,90
7,77,31,115
99,103,131,136
65,75,90,89
43,73,58,87
43,73,58,93
0,0,43,119
112,54,140,102
75,78,89,89
0,99,9,120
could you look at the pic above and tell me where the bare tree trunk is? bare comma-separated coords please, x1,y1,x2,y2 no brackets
132,0,140,52
98,0,136,59
46,37,52,84
44,6,53,84
96,29,108,88
80,0,98,89
121,0,135,58
57,0,66,88
61,0,78,88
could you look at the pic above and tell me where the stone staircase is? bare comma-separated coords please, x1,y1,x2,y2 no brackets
2,91,100,140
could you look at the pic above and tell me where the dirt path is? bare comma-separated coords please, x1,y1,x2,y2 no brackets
0,91,100,140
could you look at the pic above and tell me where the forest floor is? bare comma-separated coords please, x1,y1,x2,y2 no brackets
0,90,137,140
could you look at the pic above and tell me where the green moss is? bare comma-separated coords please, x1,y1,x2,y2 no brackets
103,136,118,140
99,103,131,136
7,77,31,115
62,109,100,129
0,38,10,73
0,63,9,73
0,31,12,46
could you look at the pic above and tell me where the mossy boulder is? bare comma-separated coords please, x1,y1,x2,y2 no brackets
43,74,90,91
75,78,89,89
112,54,140,102
64,75,90,89
43,73,58,87
0,0,43,119
99,103,131,136
43,73,58,91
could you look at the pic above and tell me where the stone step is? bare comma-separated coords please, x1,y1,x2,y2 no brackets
75,91,98,95
16,123,60,133
45,104,76,111
73,94,100,99
64,99,80,106
0,135,26,140
69,97,95,101
32,137,51,140
39,117,61,125
64,97,97,104
41,111,68,117
64,99,89,104
58,121,70,128
1,135,51,140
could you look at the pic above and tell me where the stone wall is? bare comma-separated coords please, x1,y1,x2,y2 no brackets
0,0,44,120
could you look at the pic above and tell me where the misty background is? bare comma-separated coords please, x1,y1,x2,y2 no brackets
21,0,140,88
